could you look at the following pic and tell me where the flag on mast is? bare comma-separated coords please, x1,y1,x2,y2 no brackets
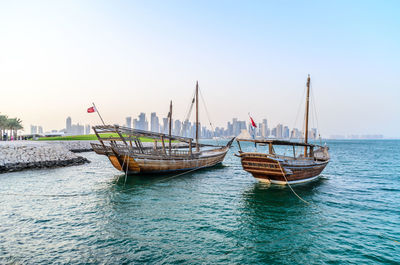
249,114,257,128
87,106,95,113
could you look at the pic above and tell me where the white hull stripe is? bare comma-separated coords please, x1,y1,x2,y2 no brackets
267,175,321,185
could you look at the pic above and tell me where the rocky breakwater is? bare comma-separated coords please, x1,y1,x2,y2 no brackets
43,140,96,152
0,142,90,173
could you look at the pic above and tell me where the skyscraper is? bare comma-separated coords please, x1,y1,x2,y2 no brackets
232,118,238,136
276,124,283,139
174,119,181,136
162,117,169,134
66,117,72,133
283,126,289,139
261,119,268,138
137,113,148,131
150,112,159,133
227,122,233,136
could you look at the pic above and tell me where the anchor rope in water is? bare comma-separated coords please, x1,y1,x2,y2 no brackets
123,148,133,186
118,149,128,184
277,161,311,205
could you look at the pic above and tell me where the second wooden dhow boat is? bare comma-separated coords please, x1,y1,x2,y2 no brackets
91,82,234,174
235,139,329,184
235,75,330,184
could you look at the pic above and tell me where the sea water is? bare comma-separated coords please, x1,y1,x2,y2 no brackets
0,140,399,264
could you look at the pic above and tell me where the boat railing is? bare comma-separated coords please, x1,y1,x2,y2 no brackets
92,143,196,158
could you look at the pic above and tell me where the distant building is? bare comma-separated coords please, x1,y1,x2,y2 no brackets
125,117,132,128
283,126,290,139
291,128,302,139
162,117,169,134
311,128,317,139
227,122,233,136
66,117,72,133
71,123,84,135
137,113,148,131
150,112,159,133
276,124,283,139
271,127,277,138
30,125,38,134
174,119,181,136
85,124,91,135
38,126,43,134
182,120,191,137
261,119,268,138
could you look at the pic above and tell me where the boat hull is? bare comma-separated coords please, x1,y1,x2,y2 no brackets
95,145,230,175
239,152,328,184
127,151,228,174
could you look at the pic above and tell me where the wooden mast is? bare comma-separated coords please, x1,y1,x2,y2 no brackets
304,74,311,157
169,100,172,155
195,81,199,152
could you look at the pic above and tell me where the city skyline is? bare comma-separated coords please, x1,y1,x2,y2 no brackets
1,1,399,137
30,113,384,140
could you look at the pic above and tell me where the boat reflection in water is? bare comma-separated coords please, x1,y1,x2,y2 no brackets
236,179,328,263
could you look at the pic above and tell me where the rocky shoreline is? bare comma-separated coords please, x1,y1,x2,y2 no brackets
0,141,92,174
0,157,90,173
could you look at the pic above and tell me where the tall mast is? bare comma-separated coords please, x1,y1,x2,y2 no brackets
195,81,199,152
169,100,172,155
304,74,311,157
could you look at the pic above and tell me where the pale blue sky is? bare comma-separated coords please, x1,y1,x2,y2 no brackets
0,0,399,137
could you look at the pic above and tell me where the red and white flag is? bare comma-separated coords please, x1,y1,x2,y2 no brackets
87,106,95,113
249,115,257,128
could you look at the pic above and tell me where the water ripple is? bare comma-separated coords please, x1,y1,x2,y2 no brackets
0,140,399,264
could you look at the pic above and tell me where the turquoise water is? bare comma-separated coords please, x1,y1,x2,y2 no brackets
0,140,399,264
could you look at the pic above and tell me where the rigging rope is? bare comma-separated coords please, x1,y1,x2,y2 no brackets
183,90,196,124
199,88,219,145
291,83,307,141
310,83,323,145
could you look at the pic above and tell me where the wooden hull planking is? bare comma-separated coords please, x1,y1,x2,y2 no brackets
239,152,328,184
97,146,229,175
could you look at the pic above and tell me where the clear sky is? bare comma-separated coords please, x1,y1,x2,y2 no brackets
0,0,399,137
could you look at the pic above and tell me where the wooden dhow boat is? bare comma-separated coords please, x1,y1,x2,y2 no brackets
91,82,234,175
235,75,330,184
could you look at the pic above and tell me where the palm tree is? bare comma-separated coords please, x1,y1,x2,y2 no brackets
7,118,23,140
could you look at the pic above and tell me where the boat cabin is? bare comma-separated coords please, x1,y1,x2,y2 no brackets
236,139,327,161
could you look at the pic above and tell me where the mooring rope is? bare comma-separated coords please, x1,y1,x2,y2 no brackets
118,150,128,184
123,148,133,186
277,161,311,205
